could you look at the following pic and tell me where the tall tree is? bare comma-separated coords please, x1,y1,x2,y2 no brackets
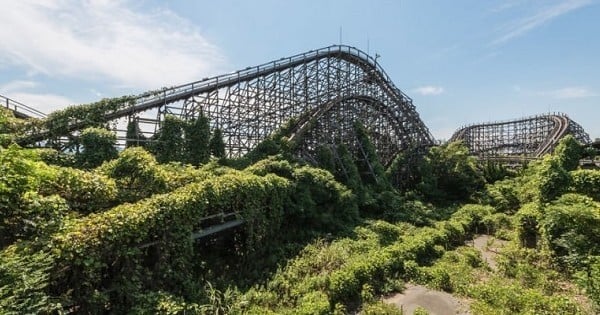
336,143,364,200
152,115,185,163
553,134,583,171
209,128,226,159
417,141,485,202
184,114,211,165
315,145,336,174
125,119,146,148
353,121,389,190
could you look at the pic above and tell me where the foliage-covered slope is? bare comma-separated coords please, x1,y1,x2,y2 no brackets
1,105,599,314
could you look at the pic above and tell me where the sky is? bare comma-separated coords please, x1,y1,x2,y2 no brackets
1,0,599,140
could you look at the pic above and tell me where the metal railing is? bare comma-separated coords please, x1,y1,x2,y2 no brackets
20,45,434,149
108,45,416,119
1,94,46,119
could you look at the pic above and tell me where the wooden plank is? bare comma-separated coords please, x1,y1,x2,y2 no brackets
190,219,245,240
138,218,244,248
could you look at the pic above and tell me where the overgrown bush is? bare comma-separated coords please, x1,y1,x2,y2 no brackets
44,96,135,137
570,169,600,201
519,156,570,203
98,147,168,202
416,141,485,202
0,244,60,314
0,146,70,245
539,194,600,269
35,148,76,167
36,171,289,312
470,277,582,314
484,178,521,213
77,127,118,168
239,203,493,312
39,166,117,213
1,154,366,313
553,134,584,171
246,157,359,234
514,202,542,248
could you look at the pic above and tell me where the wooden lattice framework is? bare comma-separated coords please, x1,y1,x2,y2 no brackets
21,45,435,165
450,113,591,161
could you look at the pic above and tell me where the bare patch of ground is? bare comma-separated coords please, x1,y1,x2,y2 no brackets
383,235,506,314
383,284,471,315
471,234,507,271
385,235,595,314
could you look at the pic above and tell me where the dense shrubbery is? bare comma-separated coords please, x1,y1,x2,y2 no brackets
246,157,359,234
0,244,60,314
482,136,600,309
39,166,117,213
0,146,71,246
73,127,118,168
0,170,290,312
237,203,495,313
0,146,362,312
85,174,283,309
482,136,589,210
570,169,600,201
44,96,135,137
2,107,598,313
535,194,600,305
416,141,485,202
149,114,228,166
0,107,44,147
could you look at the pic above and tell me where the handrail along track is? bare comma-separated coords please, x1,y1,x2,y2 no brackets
1,94,46,119
450,113,591,161
20,45,435,165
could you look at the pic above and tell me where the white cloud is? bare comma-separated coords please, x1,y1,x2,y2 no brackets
0,80,38,93
491,0,592,45
0,0,226,90
491,0,525,13
90,88,103,98
545,86,597,99
413,86,445,96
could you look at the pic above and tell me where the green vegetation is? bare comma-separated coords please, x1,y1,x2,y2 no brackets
1,107,598,314
183,114,211,165
78,127,119,168
125,118,146,148
416,141,485,202
44,96,135,137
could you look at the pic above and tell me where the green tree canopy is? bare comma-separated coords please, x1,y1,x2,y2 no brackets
183,114,211,165
77,127,118,169
152,115,185,163
209,128,226,159
417,141,485,202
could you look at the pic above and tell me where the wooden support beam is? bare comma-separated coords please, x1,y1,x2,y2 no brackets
190,219,244,240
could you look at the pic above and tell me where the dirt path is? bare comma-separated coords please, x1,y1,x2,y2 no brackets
383,284,470,315
383,235,506,314
471,235,507,271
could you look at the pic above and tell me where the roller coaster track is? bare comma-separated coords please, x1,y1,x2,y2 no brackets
1,94,46,119
450,113,591,161
19,45,434,165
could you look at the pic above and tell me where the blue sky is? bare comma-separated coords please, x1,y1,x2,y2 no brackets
1,0,599,140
